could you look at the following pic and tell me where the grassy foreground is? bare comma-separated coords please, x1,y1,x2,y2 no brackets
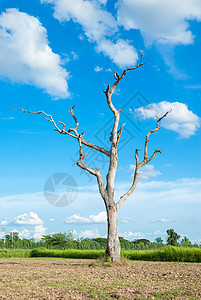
1,247,201,262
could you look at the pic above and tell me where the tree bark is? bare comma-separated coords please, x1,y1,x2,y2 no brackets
105,204,121,261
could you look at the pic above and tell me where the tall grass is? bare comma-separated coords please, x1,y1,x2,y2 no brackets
30,248,105,259
1,247,201,262
122,246,201,262
0,249,30,258
31,247,201,262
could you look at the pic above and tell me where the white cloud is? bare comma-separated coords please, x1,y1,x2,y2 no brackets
71,51,78,60
64,214,91,224
154,229,166,236
94,66,103,72
117,0,201,46
79,229,100,238
119,231,146,240
33,225,47,239
1,212,43,226
5,225,46,240
135,101,200,138
0,192,43,203
0,9,69,99
97,0,107,5
42,0,117,40
119,217,134,223
130,164,161,180
162,163,172,168
49,218,55,222
41,0,138,67
116,178,201,206
64,211,107,224
96,38,138,68
18,229,31,239
184,84,201,90
89,211,107,223
0,117,15,120
151,219,172,224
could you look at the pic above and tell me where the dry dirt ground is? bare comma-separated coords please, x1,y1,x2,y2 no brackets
0,258,200,299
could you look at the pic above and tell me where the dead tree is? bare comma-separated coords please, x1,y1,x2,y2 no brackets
11,55,170,261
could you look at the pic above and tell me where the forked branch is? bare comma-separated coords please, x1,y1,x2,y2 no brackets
116,110,171,210
144,110,171,163
103,54,145,144
104,54,145,106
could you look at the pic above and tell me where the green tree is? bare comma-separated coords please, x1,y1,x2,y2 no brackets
155,237,163,244
166,229,180,246
134,239,150,245
42,232,74,249
180,236,192,247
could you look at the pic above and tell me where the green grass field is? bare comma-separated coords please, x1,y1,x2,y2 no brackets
1,246,201,262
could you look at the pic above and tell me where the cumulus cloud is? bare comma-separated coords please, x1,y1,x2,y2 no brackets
42,0,117,40
0,8,69,99
1,212,43,226
33,225,47,239
96,39,138,68
130,164,161,180
18,229,31,239
41,0,138,67
64,214,91,224
79,229,100,238
135,101,200,138
7,225,47,240
64,211,107,224
117,0,201,46
89,211,107,223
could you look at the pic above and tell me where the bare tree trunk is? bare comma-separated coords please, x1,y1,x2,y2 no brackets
105,204,121,261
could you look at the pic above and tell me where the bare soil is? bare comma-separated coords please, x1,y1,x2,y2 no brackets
0,258,200,299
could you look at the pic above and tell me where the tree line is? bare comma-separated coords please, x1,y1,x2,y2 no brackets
0,229,199,250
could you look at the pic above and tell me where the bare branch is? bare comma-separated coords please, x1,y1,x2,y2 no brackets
144,110,171,163
114,71,120,81
116,123,126,146
135,148,142,166
11,107,110,157
58,121,66,132
107,54,145,98
116,148,141,210
77,135,107,202
68,105,79,135
103,54,145,116
10,107,65,134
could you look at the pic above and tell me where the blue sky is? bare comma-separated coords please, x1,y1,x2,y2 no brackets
0,0,200,243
